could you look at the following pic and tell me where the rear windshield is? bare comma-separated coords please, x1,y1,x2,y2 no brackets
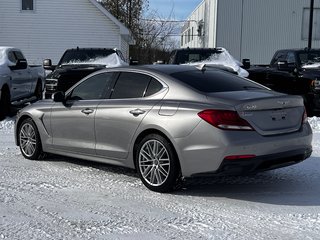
59,49,116,65
171,70,266,93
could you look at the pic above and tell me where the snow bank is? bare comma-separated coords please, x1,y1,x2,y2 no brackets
308,116,320,131
0,118,15,131
63,53,128,68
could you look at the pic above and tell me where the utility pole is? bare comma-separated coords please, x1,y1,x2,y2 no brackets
308,0,314,49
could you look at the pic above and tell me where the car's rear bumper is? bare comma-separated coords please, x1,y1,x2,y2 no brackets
175,120,312,177
191,147,312,177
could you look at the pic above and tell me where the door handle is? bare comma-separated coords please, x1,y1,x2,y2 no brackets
129,109,146,116
81,108,94,115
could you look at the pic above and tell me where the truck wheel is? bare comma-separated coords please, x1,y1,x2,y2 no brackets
34,80,43,101
0,88,11,120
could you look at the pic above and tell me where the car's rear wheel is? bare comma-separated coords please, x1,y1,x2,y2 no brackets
0,88,10,121
18,118,44,160
136,134,181,192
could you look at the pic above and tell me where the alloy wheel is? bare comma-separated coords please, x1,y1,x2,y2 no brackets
19,123,37,158
138,139,171,187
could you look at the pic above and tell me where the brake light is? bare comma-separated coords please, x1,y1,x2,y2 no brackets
198,109,253,131
302,108,308,124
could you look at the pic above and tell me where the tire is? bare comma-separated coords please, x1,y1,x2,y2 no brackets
18,118,44,160
135,134,182,192
0,88,11,121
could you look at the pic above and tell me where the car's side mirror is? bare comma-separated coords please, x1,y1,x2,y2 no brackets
9,59,28,70
43,59,55,71
53,91,65,102
278,61,296,72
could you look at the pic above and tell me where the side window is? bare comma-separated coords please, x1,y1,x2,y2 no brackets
13,51,25,60
286,52,296,64
22,0,34,10
111,72,151,99
7,51,17,63
68,73,114,100
145,78,163,97
271,52,286,67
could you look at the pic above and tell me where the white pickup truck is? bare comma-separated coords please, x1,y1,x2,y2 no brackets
0,47,45,119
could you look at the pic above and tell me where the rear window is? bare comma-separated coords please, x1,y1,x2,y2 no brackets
171,70,266,93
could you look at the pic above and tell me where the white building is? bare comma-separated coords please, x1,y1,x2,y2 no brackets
0,0,134,64
181,0,320,64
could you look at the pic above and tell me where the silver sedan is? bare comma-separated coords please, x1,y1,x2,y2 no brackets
14,65,312,192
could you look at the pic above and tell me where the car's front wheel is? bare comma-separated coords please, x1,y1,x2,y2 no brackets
136,134,182,192
18,118,44,160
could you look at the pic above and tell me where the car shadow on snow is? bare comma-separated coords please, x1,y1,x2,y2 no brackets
44,154,320,207
177,158,320,206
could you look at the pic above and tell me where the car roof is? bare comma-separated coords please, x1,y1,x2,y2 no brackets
106,64,229,76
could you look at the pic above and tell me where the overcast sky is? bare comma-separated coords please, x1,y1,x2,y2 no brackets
147,0,201,20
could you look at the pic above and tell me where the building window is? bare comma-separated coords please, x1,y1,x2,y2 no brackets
22,0,34,11
302,8,320,40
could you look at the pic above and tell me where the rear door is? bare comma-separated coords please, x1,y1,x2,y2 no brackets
95,71,165,159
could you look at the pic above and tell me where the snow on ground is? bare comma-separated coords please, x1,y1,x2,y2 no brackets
1,117,320,239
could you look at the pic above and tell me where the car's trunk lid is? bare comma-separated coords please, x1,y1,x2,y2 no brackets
207,91,305,136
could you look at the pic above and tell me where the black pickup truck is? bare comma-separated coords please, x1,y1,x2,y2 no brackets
43,48,126,99
246,48,320,115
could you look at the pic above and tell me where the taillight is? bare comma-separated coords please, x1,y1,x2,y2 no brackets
302,108,308,124
198,109,253,131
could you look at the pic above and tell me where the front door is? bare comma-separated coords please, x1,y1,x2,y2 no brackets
50,72,114,155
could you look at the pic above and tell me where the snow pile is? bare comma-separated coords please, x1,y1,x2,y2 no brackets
183,47,249,78
63,53,128,68
307,116,320,132
0,46,20,67
0,118,15,131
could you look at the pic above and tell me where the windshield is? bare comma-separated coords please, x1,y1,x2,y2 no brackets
59,49,117,65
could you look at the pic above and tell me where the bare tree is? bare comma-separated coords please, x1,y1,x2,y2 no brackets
98,0,146,33
98,0,179,64
134,10,179,63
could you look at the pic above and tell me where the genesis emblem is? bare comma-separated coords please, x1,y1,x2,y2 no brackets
243,104,257,110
